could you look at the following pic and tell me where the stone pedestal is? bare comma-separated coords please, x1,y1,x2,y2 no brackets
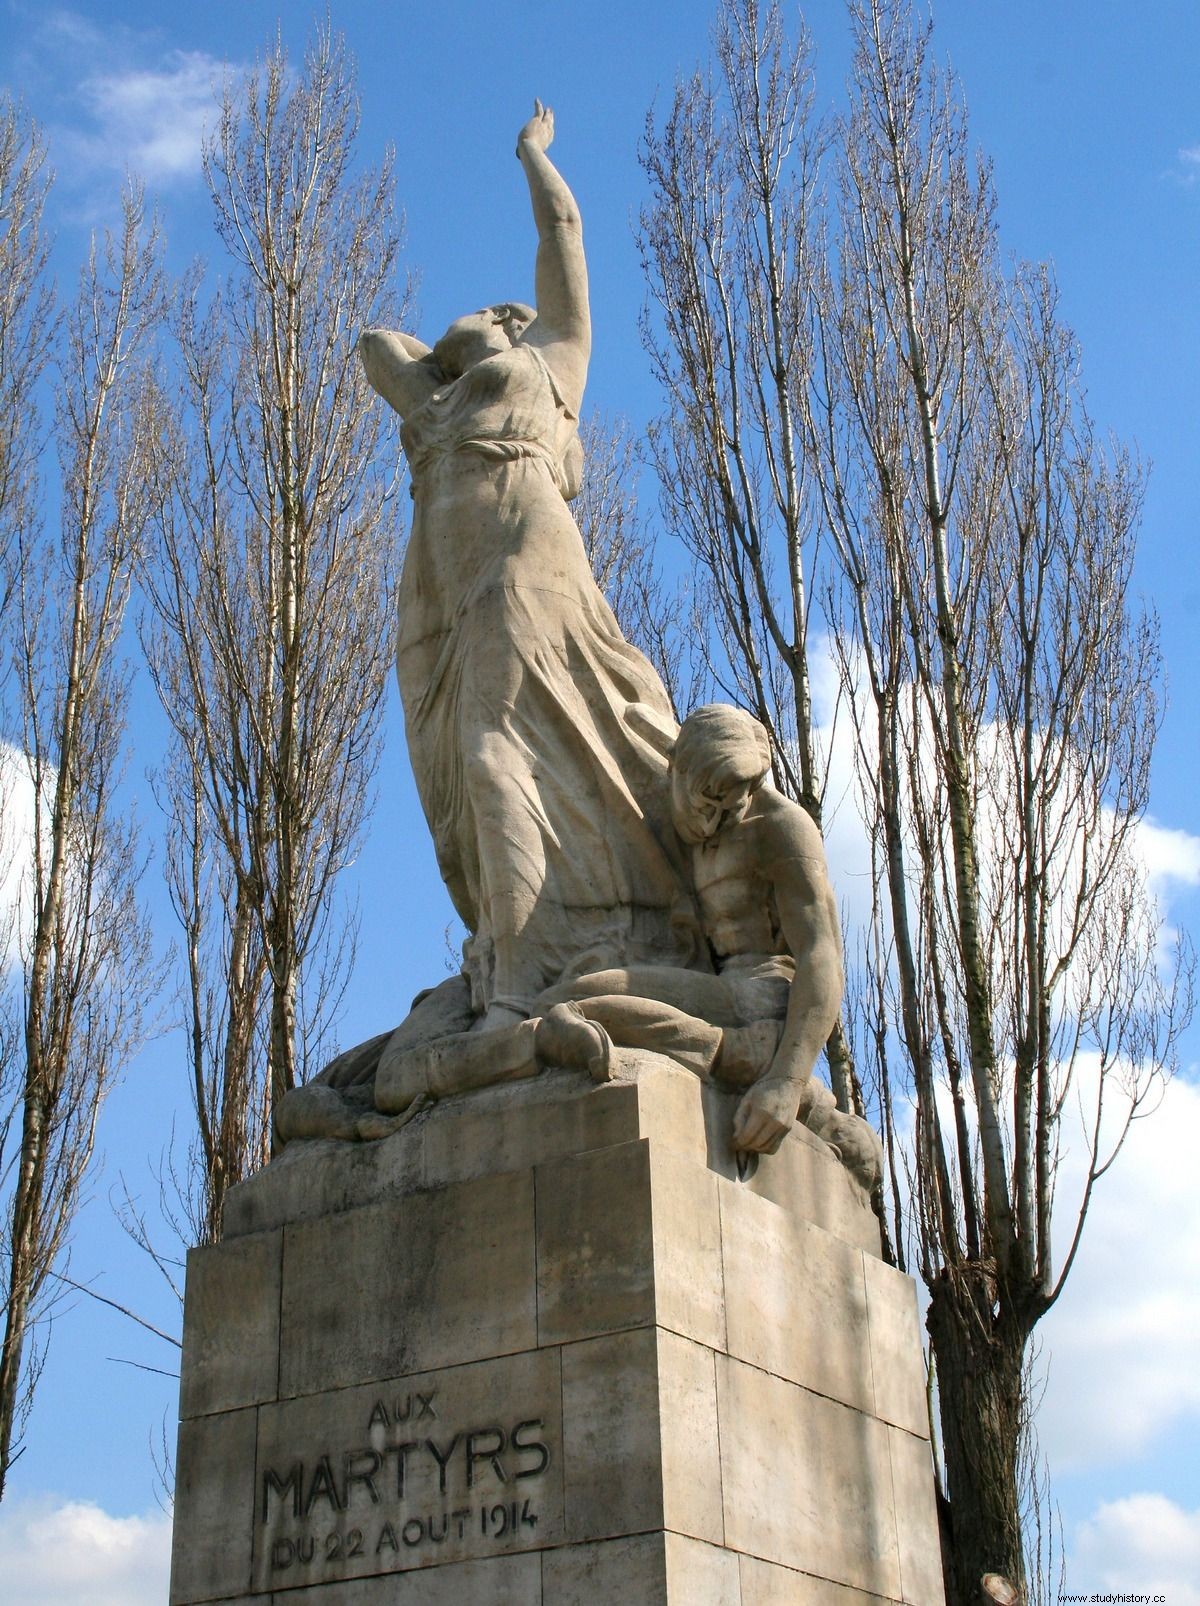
170,1054,945,1604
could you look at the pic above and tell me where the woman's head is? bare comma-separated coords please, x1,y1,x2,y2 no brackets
670,704,772,843
432,302,536,378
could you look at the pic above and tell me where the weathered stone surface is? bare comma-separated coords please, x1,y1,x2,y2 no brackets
721,1185,873,1413
224,1057,883,1261
658,1329,724,1546
175,1054,937,1603
253,1348,563,1592
863,1251,928,1438
171,1407,257,1604
638,1051,714,1158
272,1550,542,1603
534,1135,723,1351
739,1553,898,1604
716,1355,902,1599
741,1117,883,1257
560,1327,662,1543
223,1124,424,1240
889,1425,947,1604
542,1532,668,1603
421,1070,642,1191
535,1140,655,1345
179,1231,280,1419
651,1145,726,1351
542,1532,740,1604
279,1170,536,1397
663,1533,743,1605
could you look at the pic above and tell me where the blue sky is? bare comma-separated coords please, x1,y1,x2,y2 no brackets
1,1,1198,1599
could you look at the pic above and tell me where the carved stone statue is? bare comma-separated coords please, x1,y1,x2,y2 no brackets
274,109,879,1192
360,705,880,1191
358,102,692,1028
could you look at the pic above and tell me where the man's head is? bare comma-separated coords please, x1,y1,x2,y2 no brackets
670,704,771,843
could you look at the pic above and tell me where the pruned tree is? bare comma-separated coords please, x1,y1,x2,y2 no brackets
140,27,406,1244
815,3,1190,1593
0,180,163,1497
638,0,1191,1599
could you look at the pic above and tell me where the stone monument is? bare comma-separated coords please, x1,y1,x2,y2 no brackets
169,102,946,1605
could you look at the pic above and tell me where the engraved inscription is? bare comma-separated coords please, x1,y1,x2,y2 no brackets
252,1352,563,1588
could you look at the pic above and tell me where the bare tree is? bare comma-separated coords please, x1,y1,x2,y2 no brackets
0,182,163,1498
0,102,54,1391
0,95,53,627
140,27,406,1244
639,0,1191,1598
573,409,688,713
637,0,864,1111
815,4,1190,1593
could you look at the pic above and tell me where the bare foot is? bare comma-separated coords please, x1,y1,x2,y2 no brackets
535,1003,613,1081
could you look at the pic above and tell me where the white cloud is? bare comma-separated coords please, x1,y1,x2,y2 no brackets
1038,1068,1200,1470
0,740,37,973
0,1495,171,1606
54,49,226,186
75,53,224,182
19,9,234,188
1137,815,1200,894
1169,144,1200,188
1069,1493,1200,1605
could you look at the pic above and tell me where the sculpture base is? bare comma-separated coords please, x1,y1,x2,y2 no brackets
170,1054,945,1604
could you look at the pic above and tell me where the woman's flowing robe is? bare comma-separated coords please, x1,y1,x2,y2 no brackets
397,342,696,1013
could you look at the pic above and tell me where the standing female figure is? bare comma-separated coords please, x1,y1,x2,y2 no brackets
360,104,695,1026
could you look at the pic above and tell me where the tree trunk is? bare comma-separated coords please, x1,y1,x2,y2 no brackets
0,1090,47,1497
927,1274,1027,1604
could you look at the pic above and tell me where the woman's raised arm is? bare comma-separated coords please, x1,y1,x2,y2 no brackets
358,328,441,419
515,102,590,414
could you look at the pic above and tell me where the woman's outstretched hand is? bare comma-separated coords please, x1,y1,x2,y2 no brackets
517,98,554,155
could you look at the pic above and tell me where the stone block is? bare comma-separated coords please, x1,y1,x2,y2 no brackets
658,1329,724,1546
279,1169,536,1397
253,1347,563,1593
273,1550,542,1603
561,1327,661,1542
716,1355,901,1599
686,1077,882,1258
224,1129,424,1240
179,1232,281,1419
171,1407,257,1604
864,1253,929,1439
633,1052,713,1158
663,1533,742,1604
535,1141,655,1345
176,1051,942,1604
421,1071,642,1191
558,1325,723,1553
743,1121,882,1258
650,1145,726,1352
543,1532,740,1604
739,1553,898,1604
542,1532,667,1603
721,1186,873,1414
889,1426,947,1604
